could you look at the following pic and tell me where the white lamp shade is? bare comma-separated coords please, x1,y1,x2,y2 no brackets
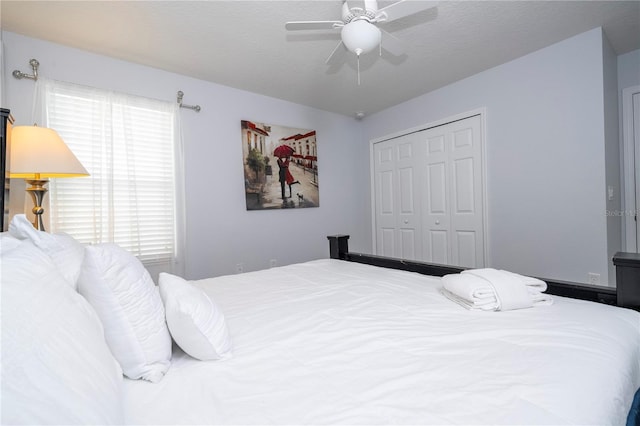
341,20,381,56
9,126,89,179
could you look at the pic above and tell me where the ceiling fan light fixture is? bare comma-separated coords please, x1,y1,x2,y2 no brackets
341,20,381,56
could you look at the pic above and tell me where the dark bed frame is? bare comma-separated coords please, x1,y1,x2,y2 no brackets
328,235,640,311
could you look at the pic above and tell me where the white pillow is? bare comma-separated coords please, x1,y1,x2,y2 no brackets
77,243,172,382
0,231,22,254
9,214,85,290
1,237,124,425
159,273,233,361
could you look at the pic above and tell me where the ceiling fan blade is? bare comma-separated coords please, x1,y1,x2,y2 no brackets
325,40,348,65
380,30,404,56
347,0,366,13
375,0,438,23
285,21,344,31
364,0,378,12
342,1,351,20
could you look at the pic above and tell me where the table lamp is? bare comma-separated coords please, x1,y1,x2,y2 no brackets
9,125,88,231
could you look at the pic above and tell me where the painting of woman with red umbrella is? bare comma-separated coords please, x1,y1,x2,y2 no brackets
241,120,319,210
274,145,299,200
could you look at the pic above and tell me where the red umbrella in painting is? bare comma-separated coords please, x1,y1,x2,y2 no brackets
274,144,294,158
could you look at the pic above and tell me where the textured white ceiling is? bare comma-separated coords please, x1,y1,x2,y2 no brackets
2,1,639,118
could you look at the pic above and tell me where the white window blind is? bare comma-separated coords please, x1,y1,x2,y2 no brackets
37,79,181,265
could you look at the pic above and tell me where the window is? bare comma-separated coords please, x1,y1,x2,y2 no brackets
35,79,183,266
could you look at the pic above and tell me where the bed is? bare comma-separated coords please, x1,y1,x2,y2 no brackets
2,217,640,425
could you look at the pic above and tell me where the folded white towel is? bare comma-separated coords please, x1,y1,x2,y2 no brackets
530,292,554,306
464,268,533,311
442,273,495,302
441,288,497,311
442,268,553,311
498,270,547,292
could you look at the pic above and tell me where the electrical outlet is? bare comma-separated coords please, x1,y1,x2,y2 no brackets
270,259,277,268
588,272,600,285
236,263,243,274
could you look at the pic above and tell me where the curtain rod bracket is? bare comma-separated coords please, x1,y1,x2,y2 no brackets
13,58,40,81
177,91,201,112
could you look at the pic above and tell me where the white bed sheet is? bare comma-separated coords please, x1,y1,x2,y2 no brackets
124,259,640,425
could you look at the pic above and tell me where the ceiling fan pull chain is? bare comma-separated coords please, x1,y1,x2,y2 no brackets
357,55,361,85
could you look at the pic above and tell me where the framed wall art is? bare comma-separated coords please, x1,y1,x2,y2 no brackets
241,120,319,210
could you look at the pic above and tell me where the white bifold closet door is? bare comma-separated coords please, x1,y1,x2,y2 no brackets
373,114,485,268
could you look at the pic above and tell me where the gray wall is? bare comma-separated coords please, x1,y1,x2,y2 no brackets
3,28,634,286
362,28,613,285
602,33,621,284
2,31,370,280
618,49,640,91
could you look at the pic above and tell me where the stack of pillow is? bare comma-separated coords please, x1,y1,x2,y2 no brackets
1,214,232,425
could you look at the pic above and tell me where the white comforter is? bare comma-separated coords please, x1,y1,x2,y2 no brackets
124,259,640,425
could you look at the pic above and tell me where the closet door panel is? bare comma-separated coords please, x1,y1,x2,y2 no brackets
374,143,397,257
427,230,449,264
380,228,395,257
448,116,484,267
455,230,477,268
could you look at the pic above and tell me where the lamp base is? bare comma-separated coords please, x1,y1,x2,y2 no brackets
25,179,48,231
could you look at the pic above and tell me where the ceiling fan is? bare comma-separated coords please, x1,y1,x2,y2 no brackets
285,0,438,83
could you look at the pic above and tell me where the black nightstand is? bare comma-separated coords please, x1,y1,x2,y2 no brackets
613,252,640,310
